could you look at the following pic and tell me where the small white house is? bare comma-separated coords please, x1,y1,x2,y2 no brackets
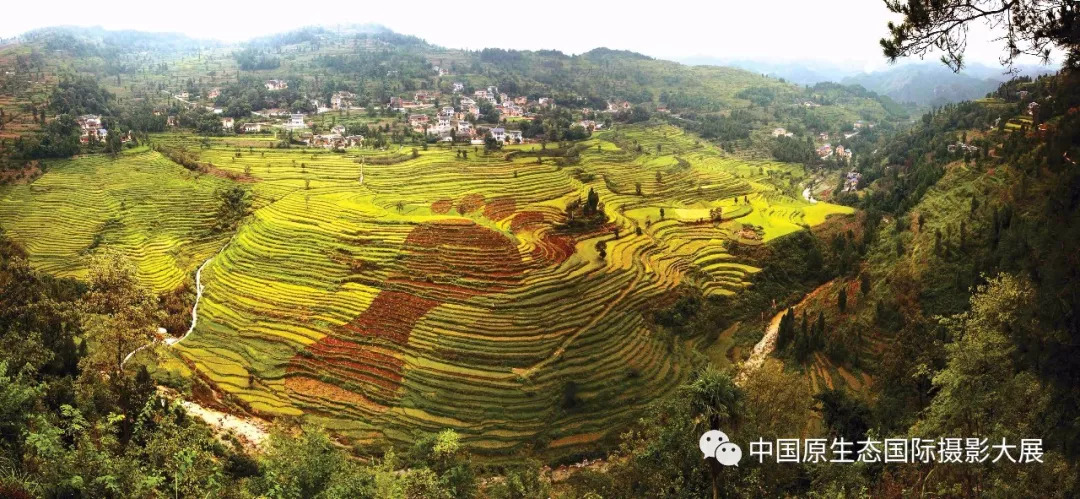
286,114,306,129
331,91,354,110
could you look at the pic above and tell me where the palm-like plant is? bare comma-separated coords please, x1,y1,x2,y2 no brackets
683,366,743,432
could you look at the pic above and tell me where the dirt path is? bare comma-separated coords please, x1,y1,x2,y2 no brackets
736,280,837,385
170,245,224,347
120,242,273,451
735,307,787,385
158,387,271,451
121,241,229,368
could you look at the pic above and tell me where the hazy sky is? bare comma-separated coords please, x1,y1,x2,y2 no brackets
0,0,1057,71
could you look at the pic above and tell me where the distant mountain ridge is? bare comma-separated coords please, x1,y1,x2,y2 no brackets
839,64,1003,107
679,57,1057,107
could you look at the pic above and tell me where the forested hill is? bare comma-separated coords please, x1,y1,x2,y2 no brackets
761,70,1080,495
0,25,909,167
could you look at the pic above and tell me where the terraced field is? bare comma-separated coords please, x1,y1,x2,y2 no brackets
0,124,852,459
0,147,234,292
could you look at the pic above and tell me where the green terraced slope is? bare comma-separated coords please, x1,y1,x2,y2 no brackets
0,147,235,293
1,125,852,460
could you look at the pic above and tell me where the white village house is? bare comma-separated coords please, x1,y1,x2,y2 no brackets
285,113,306,130
265,80,288,91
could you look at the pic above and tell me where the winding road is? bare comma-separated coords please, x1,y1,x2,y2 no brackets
171,251,216,347
120,241,272,449
121,241,228,369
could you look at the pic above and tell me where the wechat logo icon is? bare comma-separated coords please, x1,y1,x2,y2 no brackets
699,430,742,466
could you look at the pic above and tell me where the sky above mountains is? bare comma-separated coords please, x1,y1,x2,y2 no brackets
0,0,1061,70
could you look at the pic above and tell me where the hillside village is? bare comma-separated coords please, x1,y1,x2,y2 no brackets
0,26,925,173
153,64,889,166
154,71,621,151
122,34,907,162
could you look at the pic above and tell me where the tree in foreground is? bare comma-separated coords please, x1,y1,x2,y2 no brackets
881,0,1079,71
80,251,162,376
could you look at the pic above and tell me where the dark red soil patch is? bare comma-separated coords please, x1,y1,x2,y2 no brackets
287,220,525,406
393,220,526,298
483,196,517,221
431,199,453,214
533,233,576,266
456,193,485,214
203,164,256,183
510,211,547,232
287,290,437,404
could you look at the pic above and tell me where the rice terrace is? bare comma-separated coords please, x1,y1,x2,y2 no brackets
0,122,850,458
4,1,1080,494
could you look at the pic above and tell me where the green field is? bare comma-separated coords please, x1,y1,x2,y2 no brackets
0,124,851,459
0,146,233,291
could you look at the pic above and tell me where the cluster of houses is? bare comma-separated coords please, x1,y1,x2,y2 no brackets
305,124,364,149
577,120,601,132
164,76,619,147
391,85,565,142
414,106,472,140
948,142,979,154
1027,101,1040,117
816,143,853,161
842,170,862,192
76,114,130,144
772,127,794,138
330,91,355,110
77,115,107,143
388,96,432,112
243,112,364,149
264,80,288,91
409,105,516,144
490,127,523,144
